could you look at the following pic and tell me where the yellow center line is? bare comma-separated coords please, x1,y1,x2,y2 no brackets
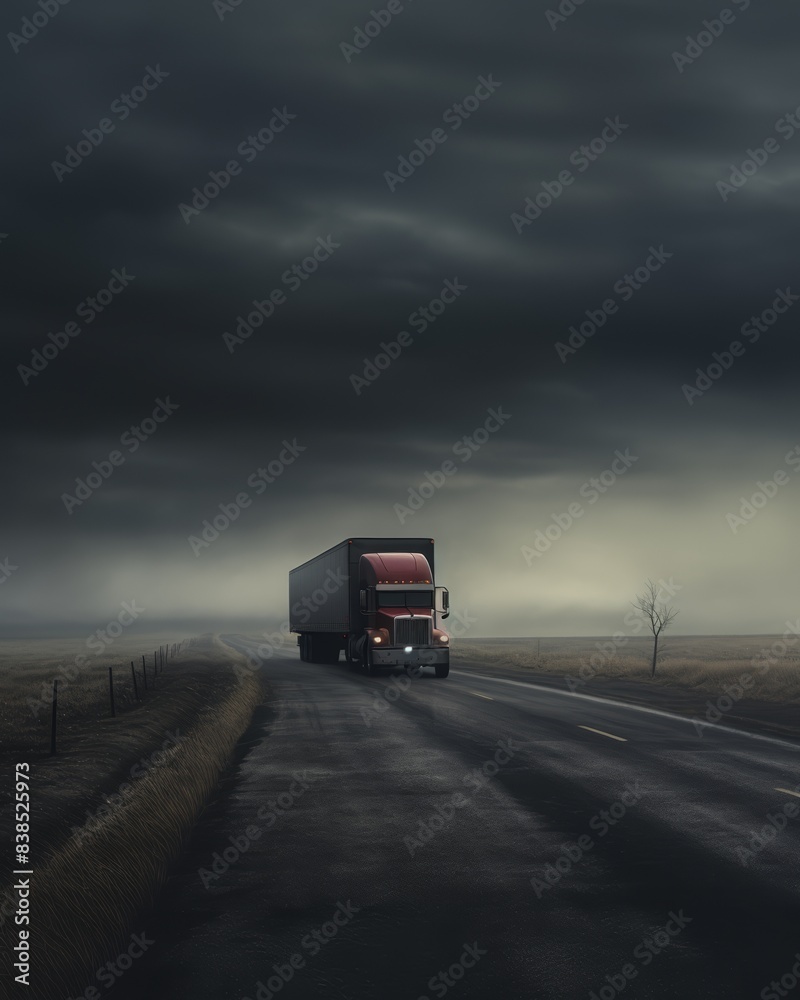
578,725,627,743
775,787,800,799
467,690,494,701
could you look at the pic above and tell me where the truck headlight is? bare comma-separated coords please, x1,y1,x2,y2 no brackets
437,634,449,643
404,646,413,653
372,636,382,643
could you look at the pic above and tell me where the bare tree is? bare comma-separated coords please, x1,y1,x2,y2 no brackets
631,580,679,677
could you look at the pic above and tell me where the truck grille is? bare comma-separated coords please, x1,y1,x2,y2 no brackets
394,617,432,646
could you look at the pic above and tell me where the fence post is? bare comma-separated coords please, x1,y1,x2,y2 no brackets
131,660,139,700
108,666,116,717
142,654,148,691
50,679,58,756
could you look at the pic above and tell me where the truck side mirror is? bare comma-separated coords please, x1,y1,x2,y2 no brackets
435,587,450,618
359,589,367,613
360,588,375,613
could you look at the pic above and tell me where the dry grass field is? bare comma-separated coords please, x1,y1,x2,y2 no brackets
0,630,197,759
453,634,800,703
0,634,264,999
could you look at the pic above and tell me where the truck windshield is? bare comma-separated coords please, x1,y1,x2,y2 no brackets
376,590,433,608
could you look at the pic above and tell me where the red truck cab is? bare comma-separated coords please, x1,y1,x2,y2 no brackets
356,552,450,676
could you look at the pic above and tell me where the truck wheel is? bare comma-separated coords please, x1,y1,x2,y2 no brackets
435,663,449,678
346,637,363,668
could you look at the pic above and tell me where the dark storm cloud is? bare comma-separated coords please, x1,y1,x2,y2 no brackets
3,0,799,631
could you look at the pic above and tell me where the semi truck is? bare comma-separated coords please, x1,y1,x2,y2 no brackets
289,537,450,677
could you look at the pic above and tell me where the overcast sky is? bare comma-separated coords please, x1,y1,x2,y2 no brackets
2,0,798,637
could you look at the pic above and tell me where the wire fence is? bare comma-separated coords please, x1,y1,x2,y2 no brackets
46,637,199,756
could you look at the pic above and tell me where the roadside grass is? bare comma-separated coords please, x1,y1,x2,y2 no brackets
0,634,263,999
0,630,192,758
453,635,800,703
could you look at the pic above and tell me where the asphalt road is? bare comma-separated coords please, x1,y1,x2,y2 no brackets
114,636,800,1000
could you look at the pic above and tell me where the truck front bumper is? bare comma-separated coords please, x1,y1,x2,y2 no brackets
370,646,450,668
